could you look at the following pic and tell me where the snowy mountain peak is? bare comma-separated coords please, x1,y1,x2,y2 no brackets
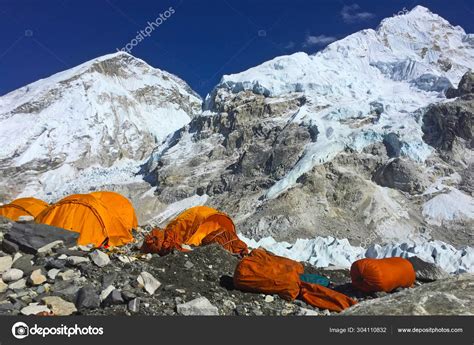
0,52,201,201
204,6,473,199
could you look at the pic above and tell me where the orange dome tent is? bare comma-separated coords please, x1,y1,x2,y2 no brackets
35,193,135,247
0,197,49,221
90,191,138,230
142,206,248,256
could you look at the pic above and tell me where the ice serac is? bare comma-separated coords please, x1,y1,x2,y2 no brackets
0,52,201,217
147,6,473,246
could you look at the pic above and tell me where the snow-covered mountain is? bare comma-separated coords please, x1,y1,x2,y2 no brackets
0,52,201,205
207,5,473,199
1,6,472,265
146,6,473,248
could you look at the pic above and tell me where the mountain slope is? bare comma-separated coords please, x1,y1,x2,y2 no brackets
0,52,201,207
146,6,473,246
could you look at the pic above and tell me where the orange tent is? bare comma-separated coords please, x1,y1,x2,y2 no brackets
350,257,416,293
0,197,49,221
234,248,357,312
90,191,138,230
142,206,248,255
35,193,134,247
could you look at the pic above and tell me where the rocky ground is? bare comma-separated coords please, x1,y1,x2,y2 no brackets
1,217,471,316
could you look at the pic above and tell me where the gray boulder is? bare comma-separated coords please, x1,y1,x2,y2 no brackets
75,285,100,309
4,222,78,254
408,256,450,282
343,274,473,315
373,158,427,194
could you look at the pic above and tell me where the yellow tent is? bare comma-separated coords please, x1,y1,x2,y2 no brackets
35,193,135,247
0,197,49,221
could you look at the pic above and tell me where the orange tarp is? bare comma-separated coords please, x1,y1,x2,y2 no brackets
35,193,135,247
234,248,357,312
142,206,248,256
0,197,48,221
350,257,416,293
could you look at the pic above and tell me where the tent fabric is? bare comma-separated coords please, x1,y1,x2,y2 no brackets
90,191,138,230
0,197,48,221
201,229,249,256
35,193,134,247
350,257,416,293
141,206,247,256
233,248,357,312
299,282,357,312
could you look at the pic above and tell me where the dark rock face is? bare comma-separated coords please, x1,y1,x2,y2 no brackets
407,256,449,282
424,71,474,152
446,71,474,98
373,158,426,194
422,98,473,151
4,223,79,254
382,133,402,158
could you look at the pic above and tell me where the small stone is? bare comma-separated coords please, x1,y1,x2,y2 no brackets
128,298,140,313
181,244,192,251
89,250,110,267
264,295,274,303
67,256,89,265
37,240,64,254
17,215,34,223
2,239,19,254
297,307,319,316
58,269,81,281
103,289,124,305
29,269,47,286
99,285,115,302
75,285,100,309
9,278,27,290
42,296,77,315
175,289,186,294
47,268,60,280
117,255,136,263
0,280,8,293
223,299,236,310
2,268,23,282
0,255,13,273
21,303,50,315
184,260,194,269
11,254,34,274
121,290,137,302
0,302,14,312
137,272,161,295
57,254,68,260
176,297,219,316
77,244,93,252
46,259,66,269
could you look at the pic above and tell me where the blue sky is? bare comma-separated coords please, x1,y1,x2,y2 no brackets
1,0,473,97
